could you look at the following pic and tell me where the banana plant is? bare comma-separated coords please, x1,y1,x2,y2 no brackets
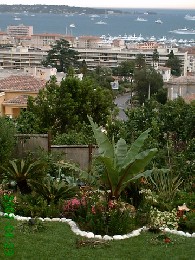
88,116,158,199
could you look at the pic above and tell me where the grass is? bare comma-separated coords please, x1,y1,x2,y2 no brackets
0,217,195,260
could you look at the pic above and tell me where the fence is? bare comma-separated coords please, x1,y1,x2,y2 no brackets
14,134,97,170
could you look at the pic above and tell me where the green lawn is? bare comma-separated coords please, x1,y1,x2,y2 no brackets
0,217,195,260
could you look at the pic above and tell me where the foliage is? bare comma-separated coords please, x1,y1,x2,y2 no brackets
172,191,195,209
1,159,46,194
165,50,182,76
152,49,159,67
0,117,16,165
133,68,164,104
178,211,195,233
14,192,63,218
63,190,137,236
53,124,95,145
135,54,146,69
112,61,135,76
42,39,79,72
31,176,78,204
148,169,183,210
26,76,113,134
149,207,179,230
88,116,157,199
17,218,47,234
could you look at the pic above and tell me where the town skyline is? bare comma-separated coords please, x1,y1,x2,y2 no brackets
1,1,195,9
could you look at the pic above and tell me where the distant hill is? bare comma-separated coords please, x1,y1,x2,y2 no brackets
0,4,125,15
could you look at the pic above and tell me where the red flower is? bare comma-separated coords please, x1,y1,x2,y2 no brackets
164,237,171,243
91,205,96,214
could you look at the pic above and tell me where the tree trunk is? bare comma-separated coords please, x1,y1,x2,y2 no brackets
17,180,32,194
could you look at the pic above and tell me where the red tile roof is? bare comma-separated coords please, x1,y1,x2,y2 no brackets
0,75,46,92
3,95,29,105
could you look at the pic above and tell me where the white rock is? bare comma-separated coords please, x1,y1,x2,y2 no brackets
0,211,4,216
103,235,113,240
126,234,134,238
79,231,88,237
191,233,195,237
51,218,61,222
185,232,192,237
121,235,128,239
44,218,51,221
94,235,102,239
38,217,44,221
176,231,185,236
86,232,95,238
60,218,68,222
113,235,123,240
131,230,140,236
169,230,179,235
164,227,171,232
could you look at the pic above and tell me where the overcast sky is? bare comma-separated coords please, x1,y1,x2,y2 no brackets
2,0,195,9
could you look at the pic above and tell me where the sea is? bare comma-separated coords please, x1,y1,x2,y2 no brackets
1,8,195,41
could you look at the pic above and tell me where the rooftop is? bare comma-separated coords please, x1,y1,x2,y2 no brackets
0,75,47,92
3,94,29,105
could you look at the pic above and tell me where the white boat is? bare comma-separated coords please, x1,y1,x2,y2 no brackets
70,24,75,28
155,19,163,24
169,27,195,34
135,17,148,22
14,16,21,21
184,14,195,20
95,20,107,25
89,14,100,18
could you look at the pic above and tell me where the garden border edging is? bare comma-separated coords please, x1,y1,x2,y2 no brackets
1,212,195,240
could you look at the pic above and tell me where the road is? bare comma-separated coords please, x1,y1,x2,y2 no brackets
114,92,131,121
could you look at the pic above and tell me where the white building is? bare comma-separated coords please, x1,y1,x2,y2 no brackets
7,24,33,37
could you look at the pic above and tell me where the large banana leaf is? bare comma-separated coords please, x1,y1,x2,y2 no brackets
88,116,114,159
88,117,157,199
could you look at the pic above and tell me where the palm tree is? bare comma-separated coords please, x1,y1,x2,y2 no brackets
1,159,46,194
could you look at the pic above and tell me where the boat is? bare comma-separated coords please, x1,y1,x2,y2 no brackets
184,14,195,21
95,20,107,25
155,19,163,24
69,24,75,28
169,27,195,34
135,17,148,22
14,16,21,21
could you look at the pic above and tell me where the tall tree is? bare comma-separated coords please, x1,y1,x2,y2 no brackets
42,39,79,72
24,76,114,134
133,68,163,104
152,48,159,67
165,50,182,76
135,54,146,70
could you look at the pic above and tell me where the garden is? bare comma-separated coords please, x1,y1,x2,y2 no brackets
0,105,195,258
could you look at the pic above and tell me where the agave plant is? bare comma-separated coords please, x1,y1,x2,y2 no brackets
88,116,158,199
31,177,78,204
1,159,46,194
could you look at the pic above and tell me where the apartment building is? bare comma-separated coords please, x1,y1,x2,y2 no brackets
31,34,76,49
0,46,47,69
7,24,33,37
75,47,188,76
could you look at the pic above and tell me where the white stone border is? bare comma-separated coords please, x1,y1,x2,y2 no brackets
1,212,195,240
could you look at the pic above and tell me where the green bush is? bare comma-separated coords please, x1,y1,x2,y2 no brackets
0,117,16,165
14,192,63,218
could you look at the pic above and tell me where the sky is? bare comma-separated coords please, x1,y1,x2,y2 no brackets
1,0,195,9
